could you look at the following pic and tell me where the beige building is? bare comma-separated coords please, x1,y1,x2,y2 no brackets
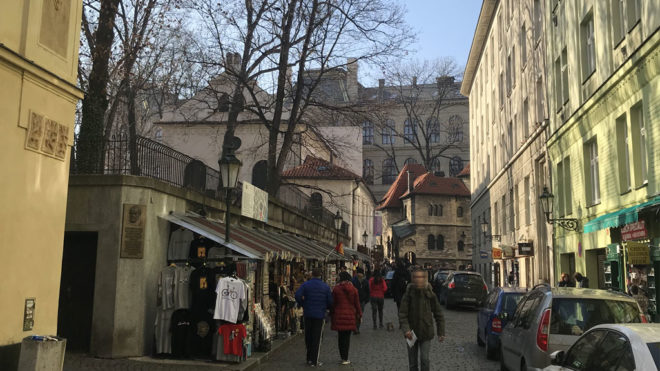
0,0,83,368
461,0,553,288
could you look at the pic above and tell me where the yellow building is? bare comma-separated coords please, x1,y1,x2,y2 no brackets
0,0,83,367
545,0,659,297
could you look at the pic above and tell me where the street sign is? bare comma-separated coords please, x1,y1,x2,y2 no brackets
479,251,489,259
492,248,502,259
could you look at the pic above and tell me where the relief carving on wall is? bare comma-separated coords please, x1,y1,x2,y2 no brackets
25,111,69,161
39,0,72,58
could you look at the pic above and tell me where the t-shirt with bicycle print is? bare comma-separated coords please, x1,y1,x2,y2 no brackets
214,277,247,323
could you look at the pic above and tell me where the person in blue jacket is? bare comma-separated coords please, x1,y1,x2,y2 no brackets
295,267,333,367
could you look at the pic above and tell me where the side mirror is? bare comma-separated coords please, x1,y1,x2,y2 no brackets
498,312,508,320
550,350,565,365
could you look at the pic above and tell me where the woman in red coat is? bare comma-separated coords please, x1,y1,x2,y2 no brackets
331,271,362,365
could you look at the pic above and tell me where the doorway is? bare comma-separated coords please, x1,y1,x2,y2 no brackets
57,232,98,352
560,252,576,283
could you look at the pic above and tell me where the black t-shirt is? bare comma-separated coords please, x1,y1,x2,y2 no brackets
190,311,215,357
190,267,216,313
171,309,193,358
189,237,212,266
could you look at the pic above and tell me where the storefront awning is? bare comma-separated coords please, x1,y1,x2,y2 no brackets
583,196,660,234
392,221,414,239
344,248,372,262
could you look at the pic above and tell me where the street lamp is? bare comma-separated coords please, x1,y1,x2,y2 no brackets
480,220,501,242
219,138,242,242
539,186,579,231
334,211,343,245
362,231,368,247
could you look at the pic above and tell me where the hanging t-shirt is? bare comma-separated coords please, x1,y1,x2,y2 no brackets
170,309,193,358
174,265,193,310
190,311,215,356
168,228,194,261
158,266,177,310
213,277,246,323
218,324,247,356
189,237,211,262
154,308,174,354
190,267,215,313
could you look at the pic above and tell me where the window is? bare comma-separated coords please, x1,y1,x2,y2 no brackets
436,235,444,250
523,98,529,140
507,121,513,157
457,207,463,218
404,158,417,165
458,240,465,252
581,12,596,80
506,53,512,94
428,118,440,143
310,192,323,219
536,77,545,122
502,194,507,234
565,157,573,215
557,160,564,216
616,114,631,192
509,188,515,232
363,159,374,185
433,204,443,217
252,160,268,190
430,158,441,173
550,299,641,336
447,115,464,143
493,201,499,235
362,121,374,144
561,48,569,104
514,185,519,229
521,23,527,66
428,205,433,216
427,234,435,250
585,139,601,205
593,332,635,370
554,56,562,109
611,0,626,44
561,330,608,370
534,0,542,43
524,176,531,225
404,120,416,144
630,102,647,186
382,120,395,144
382,158,397,185
500,72,505,107
626,0,641,31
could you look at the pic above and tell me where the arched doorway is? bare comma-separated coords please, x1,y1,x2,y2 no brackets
252,160,268,190
405,251,416,265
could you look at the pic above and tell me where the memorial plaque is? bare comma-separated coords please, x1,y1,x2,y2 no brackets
120,204,146,259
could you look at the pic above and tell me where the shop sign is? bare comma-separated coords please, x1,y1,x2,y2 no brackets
492,248,503,259
627,241,650,265
518,242,534,256
479,251,489,259
502,245,515,258
242,182,268,223
622,221,648,241
606,244,620,260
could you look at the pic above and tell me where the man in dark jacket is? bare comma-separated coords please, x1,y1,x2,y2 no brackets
399,268,445,371
351,268,370,334
295,268,332,367
392,260,410,310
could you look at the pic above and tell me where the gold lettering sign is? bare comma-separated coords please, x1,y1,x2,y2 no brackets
627,242,650,265
120,204,146,259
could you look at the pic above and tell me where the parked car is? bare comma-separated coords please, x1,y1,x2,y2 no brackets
544,323,660,371
500,285,646,371
431,270,451,297
477,287,526,359
438,271,488,309
384,270,395,297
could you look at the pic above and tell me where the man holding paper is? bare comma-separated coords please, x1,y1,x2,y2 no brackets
398,268,445,371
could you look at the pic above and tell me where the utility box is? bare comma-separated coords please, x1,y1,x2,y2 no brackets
17,336,66,371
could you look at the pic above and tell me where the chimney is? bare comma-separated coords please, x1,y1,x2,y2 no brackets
407,171,413,193
378,79,385,101
346,57,358,102
226,52,241,74
436,75,455,88
412,76,417,87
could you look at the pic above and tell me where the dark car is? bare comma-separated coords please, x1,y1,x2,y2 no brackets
384,270,395,297
477,287,526,359
438,271,488,309
432,270,451,297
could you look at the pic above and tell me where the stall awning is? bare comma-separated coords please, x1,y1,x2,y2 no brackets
583,196,660,234
344,248,372,262
392,221,414,239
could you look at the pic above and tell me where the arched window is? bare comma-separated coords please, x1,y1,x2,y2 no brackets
404,158,417,165
382,158,397,185
428,234,435,250
252,160,268,190
428,205,433,216
382,120,395,144
434,205,443,216
362,121,374,144
363,159,374,185
427,118,440,143
430,158,442,173
404,119,417,143
436,234,445,250
310,192,323,220
458,240,465,252
457,206,464,217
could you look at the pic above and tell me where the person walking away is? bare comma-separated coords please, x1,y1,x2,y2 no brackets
574,272,589,288
369,270,388,329
351,268,370,334
331,271,362,365
399,268,445,371
295,268,333,367
392,261,410,310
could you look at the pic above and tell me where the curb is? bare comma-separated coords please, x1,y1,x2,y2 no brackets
229,333,301,371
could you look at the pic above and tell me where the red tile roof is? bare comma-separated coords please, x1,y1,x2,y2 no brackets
400,172,470,198
376,164,427,210
281,156,361,180
457,163,470,177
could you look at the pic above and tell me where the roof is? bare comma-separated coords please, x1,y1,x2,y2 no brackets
400,172,470,198
281,156,361,180
457,163,470,177
376,163,427,210
549,287,637,301
460,0,499,96
392,220,415,239
360,81,466,102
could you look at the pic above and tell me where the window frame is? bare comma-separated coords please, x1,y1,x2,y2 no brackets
382,158,397,185
581,12,596,82
362,121,374,144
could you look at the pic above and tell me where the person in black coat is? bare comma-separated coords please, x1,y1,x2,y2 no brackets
392,260,410,310
351,268,370,334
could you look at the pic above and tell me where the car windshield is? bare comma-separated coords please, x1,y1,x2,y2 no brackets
436,272,448,281
647,342,660,368
550,298,641,336
453,275,483,286
385,271,395,280
501,293,524,315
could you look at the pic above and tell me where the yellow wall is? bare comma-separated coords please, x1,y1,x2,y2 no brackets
0,0,82,349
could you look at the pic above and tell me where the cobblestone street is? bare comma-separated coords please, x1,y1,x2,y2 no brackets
257,298,499,371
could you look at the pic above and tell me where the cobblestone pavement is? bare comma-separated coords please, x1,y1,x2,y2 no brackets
256,298,499,371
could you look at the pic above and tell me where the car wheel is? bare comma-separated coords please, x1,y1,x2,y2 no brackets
477,328,485,347
520,358,526,371
485,335,497,360
499,348,508,371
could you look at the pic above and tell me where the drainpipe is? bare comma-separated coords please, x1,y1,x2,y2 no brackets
351,180,360,249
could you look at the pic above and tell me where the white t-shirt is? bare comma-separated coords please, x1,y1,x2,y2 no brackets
214,277,246,323
158,266,176,310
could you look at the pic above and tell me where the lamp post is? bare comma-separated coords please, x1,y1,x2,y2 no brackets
219,138,242,242
539,186,579,231
334,211,343,246
480,220,501,242
362,231,368,248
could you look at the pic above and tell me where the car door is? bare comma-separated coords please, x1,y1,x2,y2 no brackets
589,331,635,371
479,289,499,342
558,329,608,370
505,291,544,369
501,294,529,367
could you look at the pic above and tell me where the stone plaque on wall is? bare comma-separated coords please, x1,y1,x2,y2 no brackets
25,111,69,161
39,0,72,58
120,204,146,259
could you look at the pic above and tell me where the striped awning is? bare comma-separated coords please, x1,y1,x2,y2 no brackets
583,196,660,233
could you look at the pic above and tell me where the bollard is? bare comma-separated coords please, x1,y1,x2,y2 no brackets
17,336,66,371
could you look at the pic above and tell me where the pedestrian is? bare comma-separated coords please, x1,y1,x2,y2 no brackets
399,268,445,371
330,271,362,365
466,263,474,271
507,270,515,287
558,272,574,287
574,272,589,288
369,270,388,329
295,268,333,367
351,268,370,334
392,260,410,310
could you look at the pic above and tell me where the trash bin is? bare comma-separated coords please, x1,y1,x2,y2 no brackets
17,336,66,371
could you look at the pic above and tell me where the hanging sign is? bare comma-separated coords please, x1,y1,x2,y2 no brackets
518,242,534,256
627,241,650,265
502,245,515,258
492,248,503,259
622,221,648,241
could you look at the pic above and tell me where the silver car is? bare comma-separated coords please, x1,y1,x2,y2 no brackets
544,323,660,371
500,285,645,371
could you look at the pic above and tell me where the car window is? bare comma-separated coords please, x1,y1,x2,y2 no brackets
519,292,543,329
501,293,524,316
486,290,499,309
563,329,608,370
454,274,484,286
646,342,660,369
511,296,528,327
591,331,634,371
550,299,641,336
